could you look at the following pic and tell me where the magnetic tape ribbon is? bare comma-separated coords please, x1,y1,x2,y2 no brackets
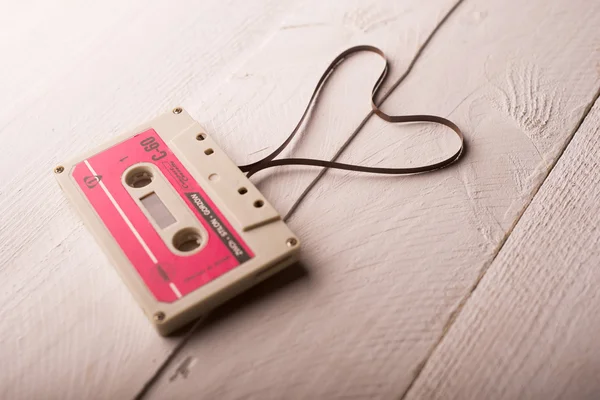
238,45,464,179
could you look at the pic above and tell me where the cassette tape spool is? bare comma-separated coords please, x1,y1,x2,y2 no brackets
55,109,300,335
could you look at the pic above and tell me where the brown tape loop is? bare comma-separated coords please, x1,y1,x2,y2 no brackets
238,45,464,178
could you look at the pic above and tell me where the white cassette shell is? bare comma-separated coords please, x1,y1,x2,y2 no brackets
55,109,300,335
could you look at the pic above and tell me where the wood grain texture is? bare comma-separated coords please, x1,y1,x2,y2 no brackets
404,97,600,400
1,0,599,399
145,0,600,399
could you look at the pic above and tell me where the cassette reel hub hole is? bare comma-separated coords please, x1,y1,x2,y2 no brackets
125,166,154,188
173,228,203,253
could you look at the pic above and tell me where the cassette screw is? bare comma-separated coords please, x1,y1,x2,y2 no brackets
172,107,183,114
54,166,64,174
153,312,166,322
286,238,298,247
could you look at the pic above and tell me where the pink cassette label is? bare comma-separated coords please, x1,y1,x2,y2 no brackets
72,129,254,303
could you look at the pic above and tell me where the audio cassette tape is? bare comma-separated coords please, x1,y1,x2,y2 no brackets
55,108,300,335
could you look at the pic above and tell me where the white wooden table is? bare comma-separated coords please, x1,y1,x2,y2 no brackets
2,0,600,398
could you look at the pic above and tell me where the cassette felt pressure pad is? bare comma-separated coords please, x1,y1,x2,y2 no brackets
55,109,300,335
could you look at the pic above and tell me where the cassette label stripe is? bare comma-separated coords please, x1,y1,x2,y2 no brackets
72,129,254,302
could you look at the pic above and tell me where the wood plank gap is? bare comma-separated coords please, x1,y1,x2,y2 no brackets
398,84,600,400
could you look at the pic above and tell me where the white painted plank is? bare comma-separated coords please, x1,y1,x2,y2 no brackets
1,0,459,398
144,0,600,399
0,1,296,399
405,97,600,400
